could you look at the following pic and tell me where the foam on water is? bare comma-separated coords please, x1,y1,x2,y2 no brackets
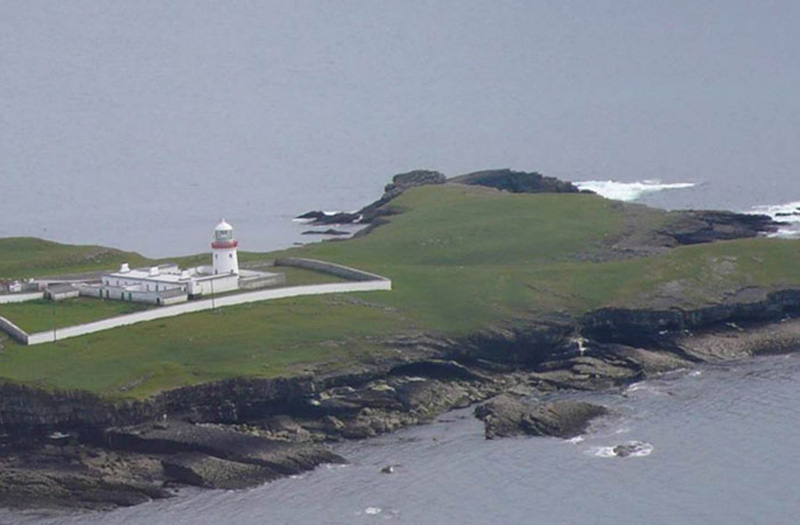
589,441,654,459
749,201,800,223
624,382,648,394
590,446,618,458
574,180,697,202
747,200,800,238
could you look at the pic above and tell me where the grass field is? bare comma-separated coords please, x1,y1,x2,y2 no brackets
0,238,149,281
0,266,347,333
0,298,153,333
1,184,798,398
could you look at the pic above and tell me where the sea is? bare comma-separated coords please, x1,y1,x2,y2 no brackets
3,354,800,525
3,2,800,524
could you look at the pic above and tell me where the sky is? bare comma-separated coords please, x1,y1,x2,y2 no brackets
2,1,799,255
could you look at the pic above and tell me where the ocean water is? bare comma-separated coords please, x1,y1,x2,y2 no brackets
5,353,800,525
3,2,800,257
3,2,800,523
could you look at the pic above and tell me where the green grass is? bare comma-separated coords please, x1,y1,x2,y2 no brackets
0,298,153,333
0,295,405,397
0,238,150,280
0,262,343,334
1,184,799,399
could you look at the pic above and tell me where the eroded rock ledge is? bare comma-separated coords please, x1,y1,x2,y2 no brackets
474,395,607,440
3,290,800,509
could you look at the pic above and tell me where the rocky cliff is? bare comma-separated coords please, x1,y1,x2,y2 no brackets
1,169,795,510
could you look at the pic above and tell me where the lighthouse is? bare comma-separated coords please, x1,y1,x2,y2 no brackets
212,219,240,275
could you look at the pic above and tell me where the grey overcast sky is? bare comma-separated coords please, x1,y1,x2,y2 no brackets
2,1,799,254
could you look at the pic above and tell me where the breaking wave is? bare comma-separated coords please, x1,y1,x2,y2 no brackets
747,200,800,238
575,180,696,202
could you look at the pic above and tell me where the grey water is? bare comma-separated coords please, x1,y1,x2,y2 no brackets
5,354,800,525
3,2,800,523
2,2,800,257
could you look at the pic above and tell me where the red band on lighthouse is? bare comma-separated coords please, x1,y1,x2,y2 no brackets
211,240,238,249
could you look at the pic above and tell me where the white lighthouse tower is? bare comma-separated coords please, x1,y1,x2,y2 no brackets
212,219,240,275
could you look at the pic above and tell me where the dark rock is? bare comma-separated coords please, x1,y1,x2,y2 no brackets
393,379,471,416
597,343,694,374
612,441,651,458
311,397,373,417
322,415,345,431
454,319,578,366
357,170,447,224
659,210,778,245
523,400,608,438
450,169,585,194
384,170,447,195
161,452,279,489
0,468,170,510
474,395,607,440
389,359,491,382
532,355,642,390
581,289,800,345
296,211,361,226
473,395,530,439
298,170,446,228
341,420,376,439
105,421,344,475
675,318,800,361
295,211,326,220
301,229,350,236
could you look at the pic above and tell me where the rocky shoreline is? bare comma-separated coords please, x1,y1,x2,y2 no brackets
2,169,796,511
3,297,800,510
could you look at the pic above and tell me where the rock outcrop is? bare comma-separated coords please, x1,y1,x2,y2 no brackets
0,468,170,510
473,395,607,439
298,169,447,226
450,169,585,194
659,210,778,245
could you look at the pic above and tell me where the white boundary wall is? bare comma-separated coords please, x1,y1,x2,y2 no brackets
0,314,29,344
25,279,391,346
0,292,44,304
275,257,388,282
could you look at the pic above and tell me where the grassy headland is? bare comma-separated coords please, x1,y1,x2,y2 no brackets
1,184,798,398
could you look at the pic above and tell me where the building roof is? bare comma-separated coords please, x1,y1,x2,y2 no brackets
47,283,78,294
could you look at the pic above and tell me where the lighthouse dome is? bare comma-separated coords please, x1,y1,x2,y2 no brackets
213,219,236,244
215,219,233,232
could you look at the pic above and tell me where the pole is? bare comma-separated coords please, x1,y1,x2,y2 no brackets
210,278,216,313
52,296,57,343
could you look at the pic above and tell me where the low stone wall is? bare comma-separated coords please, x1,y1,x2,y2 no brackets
275,257,389,282
25,277,392,346
0,315,29,344
0,291,44,305
238,272,286,290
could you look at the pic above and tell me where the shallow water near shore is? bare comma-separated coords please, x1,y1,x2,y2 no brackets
6,352,799,525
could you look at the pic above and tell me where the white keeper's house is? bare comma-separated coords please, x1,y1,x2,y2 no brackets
80,220,283,306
